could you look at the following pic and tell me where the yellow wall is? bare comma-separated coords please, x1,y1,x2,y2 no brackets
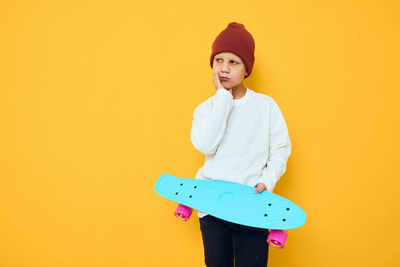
1,0,399,266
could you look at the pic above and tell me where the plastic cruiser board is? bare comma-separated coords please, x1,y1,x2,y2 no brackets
155,173,306,230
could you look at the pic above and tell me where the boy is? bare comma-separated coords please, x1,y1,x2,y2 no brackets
190,22,291,267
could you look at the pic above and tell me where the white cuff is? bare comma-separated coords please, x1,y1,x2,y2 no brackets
216,88,232,96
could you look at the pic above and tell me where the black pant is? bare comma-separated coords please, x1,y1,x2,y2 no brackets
199,215,269,267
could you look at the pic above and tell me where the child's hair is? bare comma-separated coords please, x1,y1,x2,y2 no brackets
210,22,255,79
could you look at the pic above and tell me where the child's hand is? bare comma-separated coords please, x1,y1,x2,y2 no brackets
213,71,232,95
254,183,267,194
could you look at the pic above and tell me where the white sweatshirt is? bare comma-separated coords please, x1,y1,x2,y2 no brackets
190,87,291,218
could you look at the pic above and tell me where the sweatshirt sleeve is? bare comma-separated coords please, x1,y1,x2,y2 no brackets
258,101,291,192
190,88,233,155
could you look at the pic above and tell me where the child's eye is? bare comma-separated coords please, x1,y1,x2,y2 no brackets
215,58,238,64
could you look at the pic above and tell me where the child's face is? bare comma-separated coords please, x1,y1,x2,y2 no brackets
212,52,247,88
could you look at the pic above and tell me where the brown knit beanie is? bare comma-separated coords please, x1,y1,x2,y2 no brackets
210,22,255,79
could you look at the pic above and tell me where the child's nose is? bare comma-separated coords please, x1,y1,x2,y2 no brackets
221,64,229,72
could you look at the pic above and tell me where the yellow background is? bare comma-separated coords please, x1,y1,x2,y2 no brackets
1,0,399,266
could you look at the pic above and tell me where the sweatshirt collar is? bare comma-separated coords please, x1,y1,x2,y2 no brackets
233,87,251,106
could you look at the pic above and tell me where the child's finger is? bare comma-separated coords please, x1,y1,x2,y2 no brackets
254,183,266,194
214,74,222,89
213,72,220,89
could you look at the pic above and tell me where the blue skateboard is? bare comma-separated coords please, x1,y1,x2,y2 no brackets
154,173,306,248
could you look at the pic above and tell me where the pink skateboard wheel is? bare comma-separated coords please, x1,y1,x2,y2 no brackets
174,204,193,221
267,230,288,249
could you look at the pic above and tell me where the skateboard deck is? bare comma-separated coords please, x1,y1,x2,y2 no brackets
155,173,306,230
